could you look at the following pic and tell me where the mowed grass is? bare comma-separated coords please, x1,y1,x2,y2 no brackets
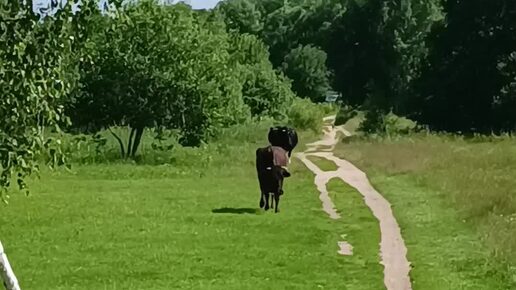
306,156,339,172
326,179,384,290
0,123,384,290
334,133,516,289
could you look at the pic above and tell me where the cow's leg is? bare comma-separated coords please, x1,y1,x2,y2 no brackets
259,191,265,208
274,192,280,213
264,193,270,211
275,175,284,213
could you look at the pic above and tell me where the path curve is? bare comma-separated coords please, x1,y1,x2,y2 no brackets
296,116,413,290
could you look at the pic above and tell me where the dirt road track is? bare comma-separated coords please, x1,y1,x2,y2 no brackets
296,116,413,290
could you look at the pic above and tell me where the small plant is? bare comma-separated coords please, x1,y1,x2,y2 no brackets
383,112,418,136
358,110,418,137
335,105,358,126
358,109,385,134
150,128,179,152
286,98,326,132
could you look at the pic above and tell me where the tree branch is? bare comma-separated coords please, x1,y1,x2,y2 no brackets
108,127,125,159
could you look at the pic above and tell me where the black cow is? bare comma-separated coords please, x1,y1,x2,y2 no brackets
255,146,290,213
268,126,298,158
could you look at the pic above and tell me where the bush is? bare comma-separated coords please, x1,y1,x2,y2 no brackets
335,105,358,126
359,110,418,136
282,44,331,103
229,33,295,118
384,112,418,135
286,98,326,132
320,103,339,115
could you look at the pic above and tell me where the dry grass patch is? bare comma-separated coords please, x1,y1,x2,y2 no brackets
334,134,516,264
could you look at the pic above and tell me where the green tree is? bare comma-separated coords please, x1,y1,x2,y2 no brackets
217,0,342,106
282,44,331,102
68,1,249,157
495,52,516,130
217,0,445,117
229,33,295,117
413,0,516,132
0,1,79,200
217,0,350,101
324,0,379,106
325,0,442,110
374,0,442,112
215,0,263,35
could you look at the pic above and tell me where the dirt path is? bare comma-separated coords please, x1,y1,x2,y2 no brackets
296,116,413,290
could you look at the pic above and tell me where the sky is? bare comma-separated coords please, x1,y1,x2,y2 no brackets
191,0,220,9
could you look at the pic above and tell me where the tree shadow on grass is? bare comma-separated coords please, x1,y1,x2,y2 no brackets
211,207,261,215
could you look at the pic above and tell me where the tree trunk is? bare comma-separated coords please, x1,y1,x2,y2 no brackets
108,127,125,159
126,128,136,159
131,127,144,158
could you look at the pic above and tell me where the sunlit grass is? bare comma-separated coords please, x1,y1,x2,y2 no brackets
0,122,381,290
306,156,339,172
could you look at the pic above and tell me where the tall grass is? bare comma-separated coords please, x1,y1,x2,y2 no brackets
334,133,516,264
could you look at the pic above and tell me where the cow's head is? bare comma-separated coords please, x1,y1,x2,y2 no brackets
280,167,291,178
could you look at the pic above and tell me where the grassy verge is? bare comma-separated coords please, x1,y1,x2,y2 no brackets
306,156,339,172
326,179,384,290
334,134,516,289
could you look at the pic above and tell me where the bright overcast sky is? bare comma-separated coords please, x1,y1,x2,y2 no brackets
191,0,221,9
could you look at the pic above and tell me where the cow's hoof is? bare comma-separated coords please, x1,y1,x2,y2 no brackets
259,199,265,208
264,205,270,211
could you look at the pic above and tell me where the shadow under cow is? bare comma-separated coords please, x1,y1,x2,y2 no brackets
211,207,261,215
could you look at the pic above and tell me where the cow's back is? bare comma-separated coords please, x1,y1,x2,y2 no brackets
256,147,273,171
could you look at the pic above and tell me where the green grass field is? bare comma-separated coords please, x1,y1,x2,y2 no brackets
2,120,516,289
0,123,386,290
